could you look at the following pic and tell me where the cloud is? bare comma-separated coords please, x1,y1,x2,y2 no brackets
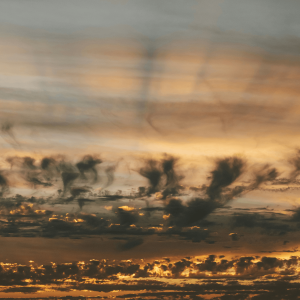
159,155,282,229
40,157,56,170
76,155,102,183
289,207,300,223
1,121,19,148
0,254,299,296
138,155,183,197
25,171,53,188
161,155,184,199
168,226,210,243
70,186,91,198
171,258,191,275
0,173,9,196
62,185,94,210
165,198,217,227
22,156,36,169
6,156,29,169
139,159,163,195
251,164,279,189
2,287,42,294
104,164,117,188
232,213,261,228
206,157,245,201
162,157,248,227
232,213,292,235
61,171,79,195
289,149,300,181
229,233,240,241
162,156,179,187
5,156,59,189
116,207,139,227
99,194,125,201
77,198,95,210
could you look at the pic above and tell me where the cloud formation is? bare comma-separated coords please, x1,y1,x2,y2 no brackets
0,254,299,298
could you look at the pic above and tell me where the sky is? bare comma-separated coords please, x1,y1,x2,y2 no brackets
1,1,300,299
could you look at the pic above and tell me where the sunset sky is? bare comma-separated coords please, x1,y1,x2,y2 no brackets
1,1,300,299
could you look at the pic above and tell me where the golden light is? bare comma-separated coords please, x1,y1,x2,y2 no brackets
118,206,135,211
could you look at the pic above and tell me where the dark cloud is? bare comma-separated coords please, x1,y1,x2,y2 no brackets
232,213,291,235
70,186,90,198
40,157,56,170
175,226,210,243
171,258,191,275
3,155,109,195
2,286,42,294
251,164,279,189
76,155,102,183
165,198,217,227
79,213,109,228
184,198,217,225
104,164,117,188
206,157,245,201
41,218,78,238
116,207,139,227
22,156,36,169
139,159,162,195
164,198,185,218
5,156,37,170
0,173,9,196
196,255,234,273
235,256,255,274
139,155,183,197
161,157,277,231
162,157,249,227
6,156,58,189
99,194,125,201
39,212,113,238
58,190,94,211
161,155,184,199
289,149,300,181
256,256,283,271
232,213,261,228
229,233,240,241
61,171,79,195
290,207,300,222
25,171,52,188
162,156,179,187
142,206,164,212
77,198,95,210
138,186,147,197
